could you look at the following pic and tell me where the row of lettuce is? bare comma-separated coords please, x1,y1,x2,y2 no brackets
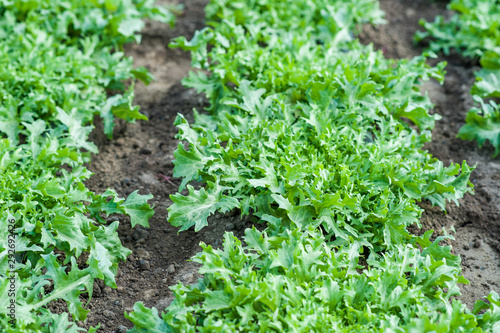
126,0,500,332
417,0,500,157
0,1,176,331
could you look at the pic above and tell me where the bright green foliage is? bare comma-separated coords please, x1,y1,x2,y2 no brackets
416,0,500,59
167,0,471,248
127,227,500,332
169,79,473,248
0,0,178,48
0,0,175,142
125,0,500,331
89,189,154,228
472,52,500,99
171,0,385,111
204,0,385,39
458,97,500,156
417,0,500,156
0,0,175,331
0,254,100,332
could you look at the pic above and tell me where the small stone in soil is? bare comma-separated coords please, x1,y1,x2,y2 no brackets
117,286,125,293
156,297,173,310
136,248,151,260
144,289,158,300
182,273,194,284
405,8,416,17
103,286,113,294
116,325,128,333
132,228,149,241
103,310,116,319
167,264,175,274
138,259,150,270
463,244,470,250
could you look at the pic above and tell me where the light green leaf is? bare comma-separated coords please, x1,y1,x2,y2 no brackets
168,185,239,232
118,18,145,37
122,190,154,228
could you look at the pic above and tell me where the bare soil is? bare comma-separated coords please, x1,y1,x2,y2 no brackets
80,0,500,331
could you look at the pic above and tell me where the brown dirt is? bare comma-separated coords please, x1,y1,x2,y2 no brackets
78,0,500,331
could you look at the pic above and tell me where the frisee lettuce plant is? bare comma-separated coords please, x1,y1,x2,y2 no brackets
167,0,471,248
0,0,176,331
416,0,500,156
127,226,500,332
125,0,500,332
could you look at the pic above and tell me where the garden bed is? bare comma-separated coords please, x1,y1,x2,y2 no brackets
82,0,500,331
